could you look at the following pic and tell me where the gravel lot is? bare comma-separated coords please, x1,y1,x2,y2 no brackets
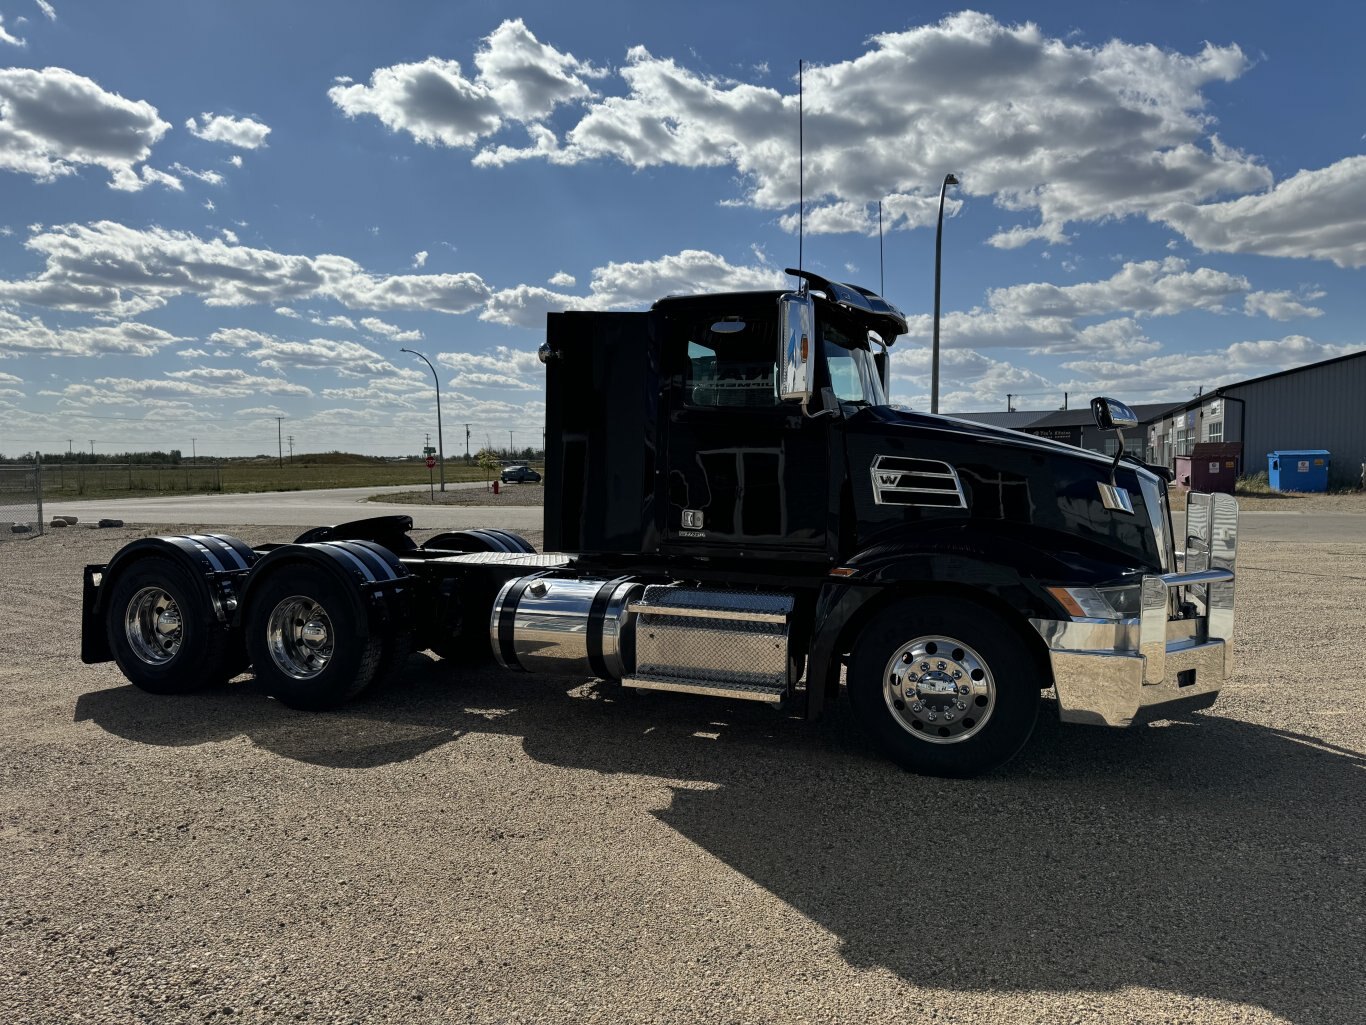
2,524,1363,1025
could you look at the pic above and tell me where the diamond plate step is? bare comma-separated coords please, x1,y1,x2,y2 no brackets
624,672,787,704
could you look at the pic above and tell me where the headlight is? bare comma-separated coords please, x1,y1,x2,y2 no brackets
1047,584,1142,621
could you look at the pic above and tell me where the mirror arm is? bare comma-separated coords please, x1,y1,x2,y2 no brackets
1109,427,1126,486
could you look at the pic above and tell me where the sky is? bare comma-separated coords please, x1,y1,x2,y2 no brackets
1,1,1364,459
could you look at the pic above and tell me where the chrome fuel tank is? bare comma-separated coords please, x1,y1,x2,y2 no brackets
490,576,642,679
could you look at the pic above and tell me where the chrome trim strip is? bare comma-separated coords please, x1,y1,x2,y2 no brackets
625,673,786,704
627,602,787,624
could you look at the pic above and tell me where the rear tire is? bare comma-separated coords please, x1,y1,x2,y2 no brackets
847,596,1041,777
106,556,229,694
246,564,381,711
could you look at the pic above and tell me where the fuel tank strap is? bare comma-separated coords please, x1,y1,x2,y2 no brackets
496,571,553,671
586,576,636,680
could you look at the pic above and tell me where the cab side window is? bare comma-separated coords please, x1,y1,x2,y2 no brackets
684,324,779,409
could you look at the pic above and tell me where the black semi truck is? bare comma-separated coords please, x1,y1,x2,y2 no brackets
81,270,1238,776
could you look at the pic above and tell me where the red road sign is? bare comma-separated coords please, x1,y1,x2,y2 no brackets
425,456,436,469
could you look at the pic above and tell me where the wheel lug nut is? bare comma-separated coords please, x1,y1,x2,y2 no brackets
956,700,966,711
927,712,937,721
959,685,970,695
920,662,930,672
911,702,923,713
936,661,946,670
944,711,955,721
951,670,962,679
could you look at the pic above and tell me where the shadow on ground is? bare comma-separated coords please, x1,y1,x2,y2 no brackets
76,655,1366,1024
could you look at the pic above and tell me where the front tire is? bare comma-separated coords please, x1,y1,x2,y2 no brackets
847,596,1041,777
106,556,230,694
246,565,381,711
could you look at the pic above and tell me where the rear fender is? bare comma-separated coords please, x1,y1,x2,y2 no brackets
237,540,412,635
81,533,258,664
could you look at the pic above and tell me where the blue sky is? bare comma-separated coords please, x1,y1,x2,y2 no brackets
2,2,1364,458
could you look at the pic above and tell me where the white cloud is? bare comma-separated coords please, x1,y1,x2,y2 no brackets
411,13,1268,246
176,347,208,359
548,270,575,287
170,161,225,185
412,249,428,268
1242,290,1324,320
0,15,25,46
228,154,242,168
1061,336,1366,399
892,345,1056,411
35,1,57,21
86,372,312,401
437,345,543,390
329,19,601,147
0,307,184,357
1160,155,1366,268
0,67,171,188
210,328,396,378
0,220,492,316
185,112,271,149
274,306,301,318
905,258,1252,356
359,316,422,341
481,248,786,328
310,314,357,330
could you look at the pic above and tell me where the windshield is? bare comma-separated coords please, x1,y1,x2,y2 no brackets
822,318,886,406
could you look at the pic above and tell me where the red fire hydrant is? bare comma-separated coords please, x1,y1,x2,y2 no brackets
492,480,500,495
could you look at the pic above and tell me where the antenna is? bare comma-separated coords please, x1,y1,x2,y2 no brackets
798,59,804,278
878,200,884,296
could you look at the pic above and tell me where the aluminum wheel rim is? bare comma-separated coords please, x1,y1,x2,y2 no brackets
124,586,184,665
266,596,334,680
883,634,995,744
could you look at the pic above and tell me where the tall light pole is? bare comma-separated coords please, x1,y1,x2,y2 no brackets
931,172,959,415
401,347,445,491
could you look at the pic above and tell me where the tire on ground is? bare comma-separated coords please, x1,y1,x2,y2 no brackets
847,595,1042,777
245,563,382,711
105,555,231,694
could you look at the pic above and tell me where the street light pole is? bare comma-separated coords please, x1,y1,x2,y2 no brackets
401,347,445,492
931,172,959,415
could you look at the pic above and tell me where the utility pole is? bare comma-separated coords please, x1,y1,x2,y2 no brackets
89,440,94,457
464,424,471,463
191,438,196,464
67,439,72,456
275,417,284,469
508,430,514,457
287,435,295,462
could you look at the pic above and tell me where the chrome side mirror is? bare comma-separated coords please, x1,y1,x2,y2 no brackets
778,292,815,402
1091,396,1138,430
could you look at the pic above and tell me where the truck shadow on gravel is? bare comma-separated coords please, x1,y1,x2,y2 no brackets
76,657,1364,1025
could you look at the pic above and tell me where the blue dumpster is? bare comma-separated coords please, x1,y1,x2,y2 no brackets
1267,450,1331,492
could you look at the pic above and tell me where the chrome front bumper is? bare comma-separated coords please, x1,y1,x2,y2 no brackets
1031,491,1238,727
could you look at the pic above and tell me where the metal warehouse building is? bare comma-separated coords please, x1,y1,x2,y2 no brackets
951,349,1365,488
1146,349,1366,487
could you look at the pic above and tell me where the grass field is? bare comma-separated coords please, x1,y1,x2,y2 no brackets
40,460,517,501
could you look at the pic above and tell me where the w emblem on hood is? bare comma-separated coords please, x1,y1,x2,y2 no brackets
870,456,966,508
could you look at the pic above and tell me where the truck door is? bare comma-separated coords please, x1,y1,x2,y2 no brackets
660,304,828,556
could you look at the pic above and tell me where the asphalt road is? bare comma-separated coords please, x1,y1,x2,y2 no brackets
45,483,543,532
42,486,1365,542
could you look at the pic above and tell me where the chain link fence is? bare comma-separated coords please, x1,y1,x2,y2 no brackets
0,459,43,541
40,462,224,498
